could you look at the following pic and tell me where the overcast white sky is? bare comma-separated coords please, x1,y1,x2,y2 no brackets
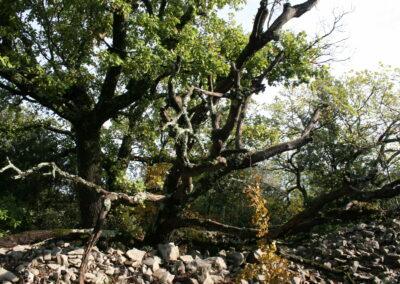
222,0,400,75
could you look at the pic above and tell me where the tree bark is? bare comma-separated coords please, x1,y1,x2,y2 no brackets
75,125,103,228
145,166,183,243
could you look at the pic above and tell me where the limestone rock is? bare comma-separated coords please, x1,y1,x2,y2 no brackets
206,256,227,270
126,248,146,266
384,254,400,268
227,251,245,267
153,268,175,284
158,243,180,261
172,260,185,275
48,263,61,270
143,256,161,271
179,254,194,263
291,277,302,284
68,248,84,255
0,268,19,282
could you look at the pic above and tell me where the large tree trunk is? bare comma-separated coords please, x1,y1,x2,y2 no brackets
75,126,103,228
148,200,181,243
145,166,185,243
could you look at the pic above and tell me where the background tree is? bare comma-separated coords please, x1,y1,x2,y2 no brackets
0,95,78,236
264,68,400,238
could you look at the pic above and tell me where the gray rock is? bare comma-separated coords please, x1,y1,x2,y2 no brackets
257,274,266,282
93,272,109,284
0,268,19,282
43,249,52,261
143,267,153,282
323,262,332,269
14,264,26,273
172,260,185,275
22,270,35,282
362,230,375,238
189,250,202,258
352,260,360,272
383,254,400,268
372,276,382,284
126,248,146,266
153,268,175,284
206,256,227,270
68,258,82,267
12,245,30,252
85,272,96,280
179,254,194,263
356,223,367,230
369,240,380,250
291,277,302,284
246,249,265,264
218,250,226,257
203,276,214,284
143,256,161,271
194,258,212,271
29,268,40,276
198,269,212,284
334,249,344,257
48,263,61,270
211,275,224,283
158,243,180,261
391,219,400,229
67,248,84,255
52,247,63,256
57,254,69,267
105,267,115,275
186,261,198,274
333,257,346,264
227,251,245,267
0,248,9,255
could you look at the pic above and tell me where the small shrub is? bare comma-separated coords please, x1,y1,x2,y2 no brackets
237,176,292,283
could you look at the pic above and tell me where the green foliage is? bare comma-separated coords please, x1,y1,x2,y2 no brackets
0,196,24,237
0,102,78,234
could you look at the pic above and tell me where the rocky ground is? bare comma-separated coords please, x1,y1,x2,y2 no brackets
1,217,400,283
1,240,244,284
280,217,400,283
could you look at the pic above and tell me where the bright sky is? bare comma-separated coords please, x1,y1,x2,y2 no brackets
222,0,400,75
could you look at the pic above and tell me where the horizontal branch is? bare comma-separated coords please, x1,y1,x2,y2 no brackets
0,158,166,206
241,107,322,168
0,229,117,248
176,217,258,237
182,156,227,177
193,87,223,98
44,126,73,137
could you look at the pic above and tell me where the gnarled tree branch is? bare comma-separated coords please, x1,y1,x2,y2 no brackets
0,158,166,205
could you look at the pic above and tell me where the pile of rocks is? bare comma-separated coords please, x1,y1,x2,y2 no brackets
1,218,400,283
282,218,400,283
0,240,252,283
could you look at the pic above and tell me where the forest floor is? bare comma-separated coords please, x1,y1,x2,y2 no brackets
1,212,400,283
